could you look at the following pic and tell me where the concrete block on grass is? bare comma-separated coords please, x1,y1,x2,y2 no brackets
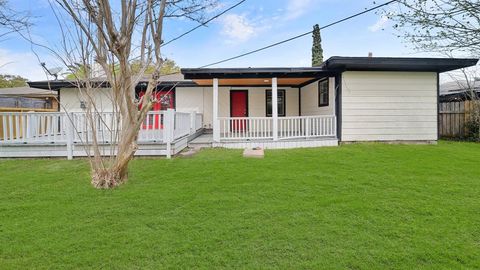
243,148,264,158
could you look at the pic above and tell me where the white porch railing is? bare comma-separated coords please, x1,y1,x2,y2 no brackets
278,115,336,139
0,112,68,144
0,110,203,158
174,111,191,139
195,113,203,131
219,115,336,141
219,117,274,140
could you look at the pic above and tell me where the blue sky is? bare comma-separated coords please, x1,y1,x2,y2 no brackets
0,0,432,81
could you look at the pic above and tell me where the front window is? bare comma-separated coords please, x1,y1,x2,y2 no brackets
158,91,174,110
318,79,329,107
266,89,286,117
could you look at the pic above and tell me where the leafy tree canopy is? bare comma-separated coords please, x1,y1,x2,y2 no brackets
0,74,28,88
66,58,181,80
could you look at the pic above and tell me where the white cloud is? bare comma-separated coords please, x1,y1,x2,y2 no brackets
221,14,256,42
368,16,389,32
0,49,51,81
285,0,313,20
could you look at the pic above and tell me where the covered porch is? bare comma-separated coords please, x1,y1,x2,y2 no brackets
182,67,340,147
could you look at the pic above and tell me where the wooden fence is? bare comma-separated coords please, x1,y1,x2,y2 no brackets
439,101,478,138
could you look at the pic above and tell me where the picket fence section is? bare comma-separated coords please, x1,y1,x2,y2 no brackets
0,109,203,159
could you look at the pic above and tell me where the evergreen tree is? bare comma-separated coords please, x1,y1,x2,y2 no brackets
311,24,323,66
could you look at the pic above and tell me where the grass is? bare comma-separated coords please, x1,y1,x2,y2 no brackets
1,141,480,269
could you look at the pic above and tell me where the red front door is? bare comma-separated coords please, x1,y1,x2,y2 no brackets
230,90,248,131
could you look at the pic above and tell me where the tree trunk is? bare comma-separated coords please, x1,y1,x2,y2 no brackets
53,0,212,189
90,128,138,189
91,167,128,189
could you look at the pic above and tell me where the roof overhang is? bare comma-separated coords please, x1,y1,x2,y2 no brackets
181,67,335,79
28,57,479,90
323,57,479,73
27,80,197,90
181,68,338,87
181,57,478,87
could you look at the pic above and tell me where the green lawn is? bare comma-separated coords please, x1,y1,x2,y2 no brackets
1,142,480,269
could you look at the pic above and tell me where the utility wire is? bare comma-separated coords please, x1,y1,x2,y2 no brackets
60,0,246,80
162,0,247,47
199,0,399,68
62,0,397,80
81,0,247,76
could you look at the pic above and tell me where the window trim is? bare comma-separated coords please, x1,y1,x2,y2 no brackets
265,89,286,117
318,79,329,107
137,88,176,111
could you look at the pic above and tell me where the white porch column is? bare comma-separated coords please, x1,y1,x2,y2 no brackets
272,77,278,141
213,78,220,142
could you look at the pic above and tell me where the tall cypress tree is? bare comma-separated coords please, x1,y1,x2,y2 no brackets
312,24,323,66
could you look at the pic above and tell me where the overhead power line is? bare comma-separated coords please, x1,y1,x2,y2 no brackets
199,0,399,68
70,0,246,79
162,0,247,47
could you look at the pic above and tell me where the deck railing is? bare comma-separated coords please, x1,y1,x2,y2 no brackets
0,112,68,143
219,115,336,141
174,112,192,139
195,113,203,131
0,110,203,146
278,115,336,139
219,117,274,140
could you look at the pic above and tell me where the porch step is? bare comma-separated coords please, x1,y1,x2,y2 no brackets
188,142,213,149
188,133,214,149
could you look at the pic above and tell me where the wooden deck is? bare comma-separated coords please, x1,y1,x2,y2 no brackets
0,110,203,159
0,137,189,158
1,111,339,158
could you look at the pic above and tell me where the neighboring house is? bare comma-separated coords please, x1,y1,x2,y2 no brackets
0,87,58,141
0,87,58,112
438,79,480,138
440,79,480,102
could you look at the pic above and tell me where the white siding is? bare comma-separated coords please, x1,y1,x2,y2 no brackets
59,88,114,112
300,77,335,116
175,86,300,128
59,85,299,125
341,71,438,142
59,86,300,129
175,87,212,128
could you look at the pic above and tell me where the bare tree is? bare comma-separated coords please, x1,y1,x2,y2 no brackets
44,0,216,188
387,0,480,56
0,0,30,38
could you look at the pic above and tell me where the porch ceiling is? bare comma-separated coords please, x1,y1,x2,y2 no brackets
192,77,316,87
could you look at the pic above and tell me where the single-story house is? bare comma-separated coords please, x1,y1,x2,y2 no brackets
27,56,478,149
0,87,58,112
0,87,59,142
440,79,480,102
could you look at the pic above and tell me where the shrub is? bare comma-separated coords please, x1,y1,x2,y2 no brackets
466,102,480,141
